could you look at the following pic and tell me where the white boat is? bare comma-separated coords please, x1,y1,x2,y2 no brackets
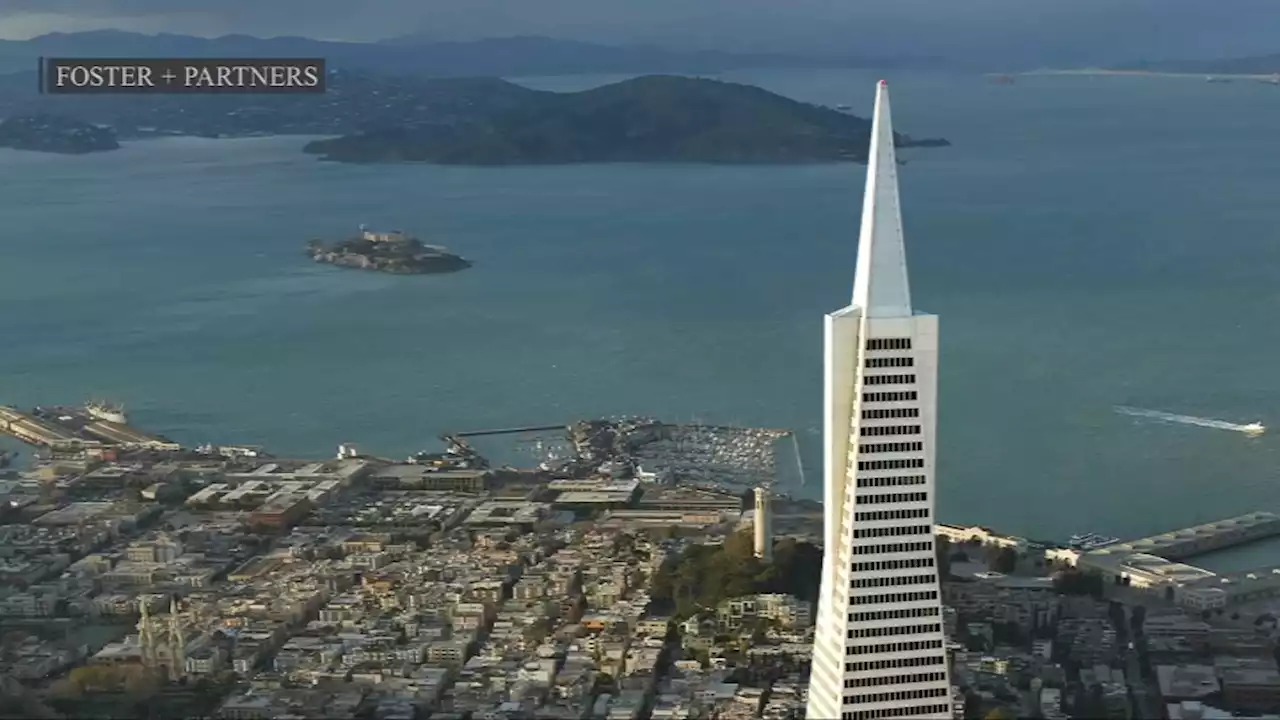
1242,422,1265,436
85,400,127,425
1068,533,1120,550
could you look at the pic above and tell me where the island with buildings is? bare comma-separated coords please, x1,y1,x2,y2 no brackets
0,114,119,154
308,228,471,275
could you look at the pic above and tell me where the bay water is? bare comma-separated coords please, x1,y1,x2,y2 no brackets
3,68,1280,563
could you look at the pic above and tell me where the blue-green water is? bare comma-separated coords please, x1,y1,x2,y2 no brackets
3,69,1280,553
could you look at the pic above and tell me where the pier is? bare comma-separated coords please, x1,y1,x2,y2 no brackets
0,406,86,448
0,403,179,451
1077,512,1280,610
453,425,569,438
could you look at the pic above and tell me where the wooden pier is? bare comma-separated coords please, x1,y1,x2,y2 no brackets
453,425,568,438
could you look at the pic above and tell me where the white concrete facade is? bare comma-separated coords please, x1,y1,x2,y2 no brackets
805,81,951,720
754,487,773,561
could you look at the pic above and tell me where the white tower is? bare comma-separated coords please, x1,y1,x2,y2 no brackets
805,81,952,720
753,487,773,562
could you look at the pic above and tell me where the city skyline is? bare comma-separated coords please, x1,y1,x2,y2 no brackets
806,81,952,720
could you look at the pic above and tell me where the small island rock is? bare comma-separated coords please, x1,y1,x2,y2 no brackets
309,228,472,275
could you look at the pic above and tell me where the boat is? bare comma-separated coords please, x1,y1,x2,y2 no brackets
1206,76,1232,84
1242,422,1266,436
85,400,127,425
1068,533,1121,551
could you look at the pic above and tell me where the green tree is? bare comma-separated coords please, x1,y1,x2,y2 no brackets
1054,568,1103,597
936,536,952,579
991,546,1018,574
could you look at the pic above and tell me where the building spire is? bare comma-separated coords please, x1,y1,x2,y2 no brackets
851,80,912,318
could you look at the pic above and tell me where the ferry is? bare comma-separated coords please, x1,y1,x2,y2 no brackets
1068,533,1121,551
1242,422,1266,436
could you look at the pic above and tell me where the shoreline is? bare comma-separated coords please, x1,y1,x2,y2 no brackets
1006,69,1280,80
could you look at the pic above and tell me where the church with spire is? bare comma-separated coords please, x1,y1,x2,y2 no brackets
136,594,190,682
805,81,953,720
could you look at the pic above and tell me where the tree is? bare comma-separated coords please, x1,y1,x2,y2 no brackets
49,678,81,699
652,532,822,620
984,708,1015,720
123,668,159,698
1054,569,1103,597
1130,604,1147,635
991,547,1018,574
936,536,953,579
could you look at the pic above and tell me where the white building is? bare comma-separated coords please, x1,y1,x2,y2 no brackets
805,81,952,720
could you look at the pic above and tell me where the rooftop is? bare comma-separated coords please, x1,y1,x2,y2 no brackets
1156,664,1219,699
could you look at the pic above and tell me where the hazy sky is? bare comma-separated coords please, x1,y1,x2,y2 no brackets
1,0,1278,64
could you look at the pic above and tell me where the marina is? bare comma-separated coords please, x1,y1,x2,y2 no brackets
433,418,798,495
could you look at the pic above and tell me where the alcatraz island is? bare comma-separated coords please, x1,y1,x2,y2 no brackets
308,227,472,275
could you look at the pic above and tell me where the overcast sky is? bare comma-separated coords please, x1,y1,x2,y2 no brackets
1,0,1277,64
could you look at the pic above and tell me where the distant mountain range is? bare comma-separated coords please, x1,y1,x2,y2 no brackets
0,30,942,77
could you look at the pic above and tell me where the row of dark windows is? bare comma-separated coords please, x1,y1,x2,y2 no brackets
849,606,940,623
853,524,931,539
844,704,951,720
846,688,950,706
848,622,942,640
863,390,918,403
852,557,935,573
847,639,943,656
860,441,924,454
849,586,942,602
854,508,930,522
860,424,921,438
843,671,948,689
852,573,935,589
858,491,928,506
852,541,932,556
866,338,912,351
865,356,914,368
851,589,939,606
857,475,926,488
864,374,916,386
857,458,925,472
846,655,946,673
863,407,920,419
